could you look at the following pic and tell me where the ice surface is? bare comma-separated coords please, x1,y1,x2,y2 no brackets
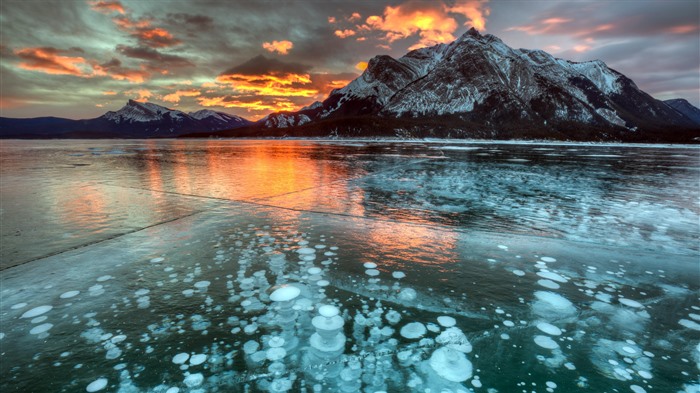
1,140,698,393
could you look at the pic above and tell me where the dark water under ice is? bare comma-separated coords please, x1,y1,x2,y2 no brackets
0,139,698,393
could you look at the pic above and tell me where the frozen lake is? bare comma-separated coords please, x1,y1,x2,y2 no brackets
1,139,698,393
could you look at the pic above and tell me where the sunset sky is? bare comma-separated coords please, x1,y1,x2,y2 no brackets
1,0,698,120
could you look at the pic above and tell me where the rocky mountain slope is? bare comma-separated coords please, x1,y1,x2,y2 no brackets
251,28,698,142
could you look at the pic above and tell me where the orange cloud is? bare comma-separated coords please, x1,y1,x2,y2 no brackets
124,89,152,102
446,0,491,31
355,61,368,71
89,0,125,14
328,16,337,24
334,29,356,38
366,5,460,49
210,57,357,114
111,15,180,47
15,47,91,76
542,17,571,25
162,89,201,103
349,12,362,22
363,1,489,50
509,17,573,35
138,28,180,48
591,24,613,33
112,15,150,30
573,44,591,52
217,73,318,97
306,72,357,96
14,47,152,83
197,96,296,113
103,90,117,95
667,24,699,34
217,56,319,98
327,80,351,89
510,18,614,39
263,40,294,55
0,97,26,109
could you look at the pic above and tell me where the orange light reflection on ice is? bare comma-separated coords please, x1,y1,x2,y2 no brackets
54,183,109,230
360,220,459,272
171,140,193,196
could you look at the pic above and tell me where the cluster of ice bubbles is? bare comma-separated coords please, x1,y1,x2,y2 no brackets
3,225,699,393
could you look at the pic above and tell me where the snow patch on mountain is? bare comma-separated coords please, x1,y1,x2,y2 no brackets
103,100,186,123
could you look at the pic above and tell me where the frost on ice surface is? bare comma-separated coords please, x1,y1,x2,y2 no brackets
536,322,562,336
60,290,80,299
429,347,473,382
534,335,560,349
532,291,576,320
172,353,189,364
21,305,52,319
85,378,108,392
437,316,456,328
400,322,427,339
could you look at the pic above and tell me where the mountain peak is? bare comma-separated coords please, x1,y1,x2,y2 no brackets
452,27,485,46
260,28,698,139
466,26,480,37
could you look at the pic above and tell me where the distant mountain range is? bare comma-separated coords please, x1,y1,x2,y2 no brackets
2,28,699,142
0,100,251,138
664,98,700,125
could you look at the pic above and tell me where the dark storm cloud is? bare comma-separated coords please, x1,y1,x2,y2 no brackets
166,13,214,30
94,58,149,83
0,0,93,43
222,55,311,77
0,63,118,118
499,0,699,105
582,39,698,74
116,45,194,68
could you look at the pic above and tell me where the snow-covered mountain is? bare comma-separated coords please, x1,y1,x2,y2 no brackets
261,28,698,141
664,99,700,125
1,100,251,138
100,100,251,132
